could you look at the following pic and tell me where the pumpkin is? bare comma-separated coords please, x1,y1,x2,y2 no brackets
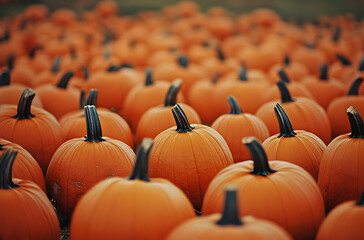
316,188,364,240
32,56,63,87
46,105,135,217
15,47,51,74
211,95,269,163
327,77,364,138
318,106,364,212
0,89,63,174
291,44,327,75
70,138,195,240
135,80,200,146
167,186,292,240
0,148,60,240
256,81,332,144
35,71,80,119
262,103,326,180
329,54,356,82
268,56,309,83
149,104,233,210
4,54,35,87
202,137,325,240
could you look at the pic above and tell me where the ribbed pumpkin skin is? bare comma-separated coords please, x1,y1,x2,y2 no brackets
212,113,270,163
0,138,45,191
256,97,332,144
46,137,135,217
202,161,325,240
70,178,195,240
316,200,364,240
0,179,60,240
135,103,201,146
59,110,134,149
0,105,63,174
167,214,293,240
262,130,326,180
149,124,233,210
318,135,364,212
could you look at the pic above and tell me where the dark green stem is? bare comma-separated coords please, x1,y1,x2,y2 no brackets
85,89,98,107
164,79,182,107
217,47,225,61
228,96,243,114
51,57,61,73
284,56,290,66
243,137,276,176
278,69,290,83
359,58,364,71
12,89,35,120
84,105,106,143
56,72,74,89
319,64,328,81
347,78,363,96
128,138,154,182
145,68,153,86
79,90,86,109
0,148,20,189
332,26,341,43
216,186,243,226
275,103,296,137
336,55,351,66
357,188,364,206
82,66,89,80
0,29,10,42
29,46,41,59
239,67,248,81
0,71,10,86
6,54,14,71
107,65,120,72
171,104,194,133
277,81,294,103
178,56,189,68
347,106,364,139
212,73,220,84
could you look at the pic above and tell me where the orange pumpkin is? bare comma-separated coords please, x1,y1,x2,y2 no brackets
291,44,327,75
32,57,63,87
268,56,309,83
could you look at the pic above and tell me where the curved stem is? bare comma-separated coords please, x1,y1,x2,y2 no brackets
319,64,328,81
51,57,61,73
347,78,363,96
128,138,154,182
217,47,225,61
242,137,276,176
164,79,182,107
277,81,294,103
56,72,74,89
0,148,20,189
359,57,364,71
178,56,189,68
0,71,10,86
84,105,106,143
79,90,86,109
332,26,341,43
6,54,14,71
145,68,153,86
216,186,243,226
284,56,290,66
212,73,220,84
13,89,35,120
347,106,364,139
357,188,364,206
239,66,248,81
171,104,194,133
275,103,296,137
336,54,351,66
228,96,243,114
278,69,290,83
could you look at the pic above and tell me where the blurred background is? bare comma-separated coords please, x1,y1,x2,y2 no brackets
1,0,364,21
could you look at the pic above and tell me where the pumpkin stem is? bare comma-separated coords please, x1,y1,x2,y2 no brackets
82,66,89,80
243,137,276,176
347,106,364,139
13,88,35,120
0,70,10,86
79,90,86,109
84,105,106,143
319,64,328,81
164,79,182,107
305,43,315,49
359,58,364,71
29,46,41,59
51,57,61,73
239,67,248,81
178,56,189,68
145,68,153,86
212,73,220,84
0,148,20,189
103,49,110,59
128,138,154,182
277,81,294,103
336,54,351,66
228,96,243,114
0,29,10,42
216,186,243,226
6,54,14,71
278,69,290,83
217,47,225,61
85,89,98,107
356,188,364,206
107,65,120,72
347,78,363,96
332,26,341,43
56,72,74,89
172,104,195,133
284,56,290,66
275,103,296,137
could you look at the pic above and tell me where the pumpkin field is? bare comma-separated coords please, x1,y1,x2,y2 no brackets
0,1,363,239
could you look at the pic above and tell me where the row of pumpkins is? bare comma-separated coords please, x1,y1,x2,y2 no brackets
0,1,364,239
